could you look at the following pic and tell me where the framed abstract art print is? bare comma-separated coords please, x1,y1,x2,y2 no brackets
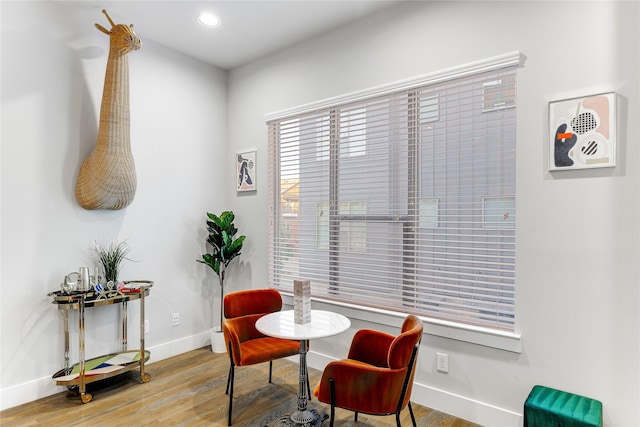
548,92,616,171
236,150,256,192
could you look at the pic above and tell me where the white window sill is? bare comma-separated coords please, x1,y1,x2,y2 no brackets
281,293,522,353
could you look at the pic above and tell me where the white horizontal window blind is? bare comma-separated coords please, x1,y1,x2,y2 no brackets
268,53,521,331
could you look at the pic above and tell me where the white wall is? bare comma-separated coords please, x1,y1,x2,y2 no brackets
227,1,640,426
1,1,229,409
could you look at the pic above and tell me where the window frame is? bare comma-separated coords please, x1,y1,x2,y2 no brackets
266,51,524,352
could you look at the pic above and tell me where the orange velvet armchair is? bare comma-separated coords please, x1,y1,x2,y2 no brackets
222,289,300,426
313,314,424,427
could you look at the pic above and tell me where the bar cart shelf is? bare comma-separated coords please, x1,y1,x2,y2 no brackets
49,281,152,403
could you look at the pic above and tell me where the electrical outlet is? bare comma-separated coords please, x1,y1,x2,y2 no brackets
436,352,449,373
144,319,149,334
172,313,180,326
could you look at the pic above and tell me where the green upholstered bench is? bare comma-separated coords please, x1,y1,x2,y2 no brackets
524,385,603,427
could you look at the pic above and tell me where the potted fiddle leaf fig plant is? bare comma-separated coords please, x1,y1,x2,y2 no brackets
197,211,245,352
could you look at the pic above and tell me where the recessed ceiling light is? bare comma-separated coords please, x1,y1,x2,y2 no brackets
198,13,220,27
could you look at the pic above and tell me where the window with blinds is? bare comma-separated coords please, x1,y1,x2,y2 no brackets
267,53,522,331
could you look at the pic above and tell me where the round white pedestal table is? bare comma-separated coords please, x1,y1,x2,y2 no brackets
256,309,350,426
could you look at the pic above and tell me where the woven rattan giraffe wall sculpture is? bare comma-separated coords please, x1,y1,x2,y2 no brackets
75,10,142,210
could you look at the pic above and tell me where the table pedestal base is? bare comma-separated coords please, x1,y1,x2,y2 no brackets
273,409,328,426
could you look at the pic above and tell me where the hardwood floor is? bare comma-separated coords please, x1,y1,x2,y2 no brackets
0,347,480,426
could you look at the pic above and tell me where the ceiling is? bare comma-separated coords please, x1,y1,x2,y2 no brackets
55,1,402,70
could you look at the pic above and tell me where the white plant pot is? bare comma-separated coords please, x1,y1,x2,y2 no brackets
210,328,226,353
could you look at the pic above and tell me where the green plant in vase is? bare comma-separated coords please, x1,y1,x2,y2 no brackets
197,211,245,332
95,239,131,284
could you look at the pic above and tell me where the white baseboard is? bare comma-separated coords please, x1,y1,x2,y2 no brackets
0,375,61,412
145,331,211,364
0,331,210,412
410,383,522,426
307,350,523,427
